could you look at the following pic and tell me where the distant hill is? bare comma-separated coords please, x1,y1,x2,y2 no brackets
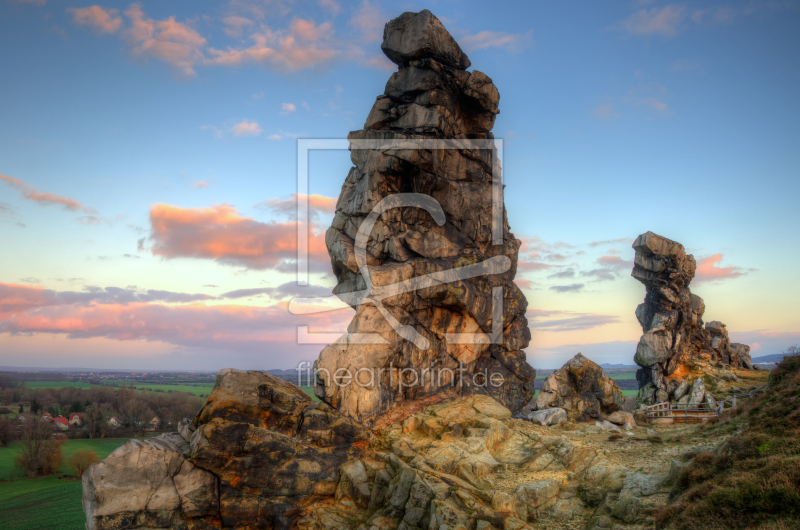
600,363,638,370
751,353,790,364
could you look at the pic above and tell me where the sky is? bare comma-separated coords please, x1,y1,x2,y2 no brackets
0,0,799,371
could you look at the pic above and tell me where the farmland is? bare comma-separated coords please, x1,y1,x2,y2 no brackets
0,437,136,529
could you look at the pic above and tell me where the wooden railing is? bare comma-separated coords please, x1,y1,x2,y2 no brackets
645,383,768,421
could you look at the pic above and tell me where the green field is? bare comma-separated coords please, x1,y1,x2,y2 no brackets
606,372,637,380
0,438,137,481
0,437,136,529
23,380,215,397
112,382,215,397
23,381,99,390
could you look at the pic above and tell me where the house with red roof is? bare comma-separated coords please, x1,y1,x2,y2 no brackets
52,416,70,430
69,412,83,426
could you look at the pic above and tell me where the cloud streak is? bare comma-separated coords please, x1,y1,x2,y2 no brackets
0,174,94,213
0,282,349,353
459,30,532,52
527,309,620,332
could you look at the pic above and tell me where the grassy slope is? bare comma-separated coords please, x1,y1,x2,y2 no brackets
0,438,135,530
658,356,800,530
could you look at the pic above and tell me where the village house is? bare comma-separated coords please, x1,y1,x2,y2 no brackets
69,412,83,426
52,416,70,430
146,416,161,431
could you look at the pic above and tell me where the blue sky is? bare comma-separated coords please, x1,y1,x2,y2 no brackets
0,0,798,370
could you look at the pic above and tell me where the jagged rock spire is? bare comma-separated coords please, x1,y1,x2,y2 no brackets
313,10,534,424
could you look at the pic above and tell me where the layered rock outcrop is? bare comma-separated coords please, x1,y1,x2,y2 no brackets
315,9,534,424
83,369,371,530
631,232,754,405
85,368,639,530
529,353,626,422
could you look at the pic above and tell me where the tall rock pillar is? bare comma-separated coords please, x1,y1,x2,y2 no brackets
631,231,754,406
314,10,535,425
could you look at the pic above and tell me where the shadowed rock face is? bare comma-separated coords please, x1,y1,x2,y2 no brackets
631,231,753,405
531,353,626,422
83,369,371,530
314,9,534,424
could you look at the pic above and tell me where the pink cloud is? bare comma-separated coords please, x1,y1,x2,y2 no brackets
0,283,352,352
290,18,333,41
124,4,207,77
67,5,122,34
514,279,533,290
192,180,209,188
256,193,337,220
206,30,338,71
0,173,94,213
230,120,262,136
148,203,329,270
517,261,554,272
693,253,749,283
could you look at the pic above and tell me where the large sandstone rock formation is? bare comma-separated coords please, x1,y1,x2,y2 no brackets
314,9,534,424
85,368,640,530
530,353,626,422
631,232,753,405
83,369,371,529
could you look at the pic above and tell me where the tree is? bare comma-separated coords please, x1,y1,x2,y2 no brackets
0,417,15,447
68,450,98,477
18,403,24,414
30,398,42,415
784,345,800,356
69,400,85,414
119,397,153,436
14,419,63,478
83,403,110,439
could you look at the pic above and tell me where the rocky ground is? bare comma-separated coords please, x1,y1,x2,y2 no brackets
82,367,770,530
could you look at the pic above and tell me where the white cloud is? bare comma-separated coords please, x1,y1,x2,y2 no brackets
459,30,533,53
281,102,296,113
617,5,686,37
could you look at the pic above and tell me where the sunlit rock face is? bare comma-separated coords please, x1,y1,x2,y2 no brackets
631,231,754,406
314,9,535,425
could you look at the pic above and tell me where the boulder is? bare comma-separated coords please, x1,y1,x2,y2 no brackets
606,410,636,427
82,433,218,530
534,353,625,421
595,420,622,433
630,231,753,406
381,9,471,69
688,378,706,404
315,9,534,425
527,407,568,426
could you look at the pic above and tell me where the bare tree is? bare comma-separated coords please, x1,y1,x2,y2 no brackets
0,417,16,447
14,418,63,478
118,397,153,436
83,403,111,439
68,450,98,476
784,345,800,356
